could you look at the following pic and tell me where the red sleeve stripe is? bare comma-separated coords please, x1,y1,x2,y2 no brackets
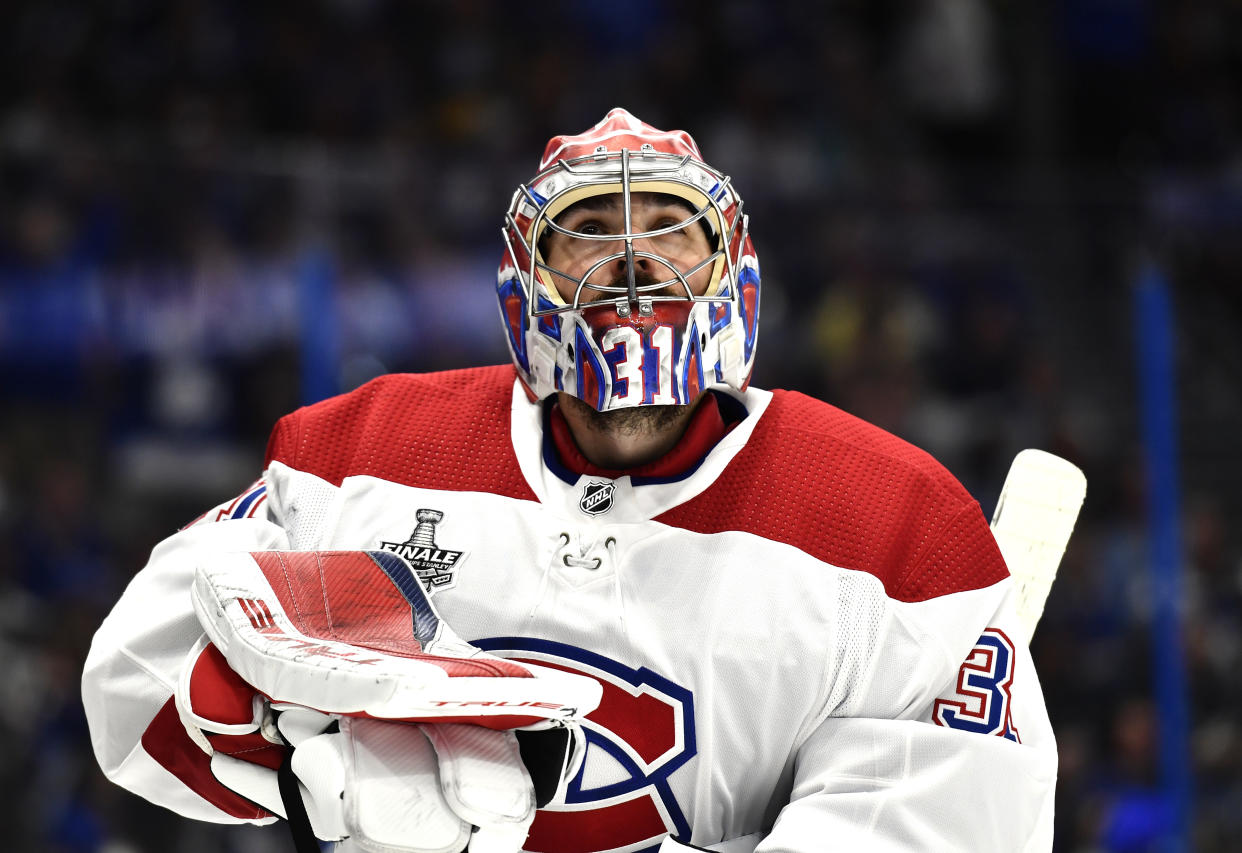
245,493,267,518
140,698,276,821
263,368,537,501
656,391,1009,603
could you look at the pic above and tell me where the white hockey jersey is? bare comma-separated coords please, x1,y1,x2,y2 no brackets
83,365,1057,852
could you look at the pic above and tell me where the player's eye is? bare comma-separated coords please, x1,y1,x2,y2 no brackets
649,215,695,240
566,218,615,239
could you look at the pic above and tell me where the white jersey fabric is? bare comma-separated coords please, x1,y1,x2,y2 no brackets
83,365,1057,853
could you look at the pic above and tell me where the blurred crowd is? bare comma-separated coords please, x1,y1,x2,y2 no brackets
2,1,1240,851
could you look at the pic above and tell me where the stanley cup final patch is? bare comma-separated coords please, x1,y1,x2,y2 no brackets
379,509,466,592
579,481,615,516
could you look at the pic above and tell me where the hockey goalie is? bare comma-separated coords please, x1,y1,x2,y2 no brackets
82,109,1075,853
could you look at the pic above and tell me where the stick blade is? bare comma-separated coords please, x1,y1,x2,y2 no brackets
990,449,1087,645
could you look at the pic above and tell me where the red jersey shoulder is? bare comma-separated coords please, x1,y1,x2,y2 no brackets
658,389,1008,602
760,390,975,494
264,365,536,500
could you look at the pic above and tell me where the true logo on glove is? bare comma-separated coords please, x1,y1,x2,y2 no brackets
379,509,466,592
578,482,615,516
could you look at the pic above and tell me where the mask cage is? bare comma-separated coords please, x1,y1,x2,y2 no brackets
502,148,748,321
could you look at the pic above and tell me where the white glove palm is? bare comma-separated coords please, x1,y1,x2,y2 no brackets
211,706,579,853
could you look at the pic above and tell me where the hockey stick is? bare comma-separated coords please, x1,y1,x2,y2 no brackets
989,449,1087,646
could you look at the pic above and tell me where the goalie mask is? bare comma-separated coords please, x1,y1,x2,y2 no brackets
498,108,760,411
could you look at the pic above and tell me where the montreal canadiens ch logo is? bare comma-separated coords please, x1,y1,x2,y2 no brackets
474,637,695,853
579,481,615,516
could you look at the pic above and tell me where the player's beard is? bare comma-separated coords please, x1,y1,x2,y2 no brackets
559,393,690,437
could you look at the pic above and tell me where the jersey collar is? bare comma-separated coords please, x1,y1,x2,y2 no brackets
510,380,772,522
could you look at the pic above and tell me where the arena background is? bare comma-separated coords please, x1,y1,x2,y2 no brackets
2,1,1239,851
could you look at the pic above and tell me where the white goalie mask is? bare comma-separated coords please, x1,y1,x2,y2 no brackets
497,108,760,411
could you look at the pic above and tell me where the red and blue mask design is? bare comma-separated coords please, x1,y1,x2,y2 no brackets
498,108,760,411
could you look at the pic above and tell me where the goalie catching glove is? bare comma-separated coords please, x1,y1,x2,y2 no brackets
176,550,600,852
191,549,599,724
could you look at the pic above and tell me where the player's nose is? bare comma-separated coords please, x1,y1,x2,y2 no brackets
604,245,657,277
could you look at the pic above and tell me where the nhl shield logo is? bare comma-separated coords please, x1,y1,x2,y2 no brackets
579,481,615,516
379,509,466,592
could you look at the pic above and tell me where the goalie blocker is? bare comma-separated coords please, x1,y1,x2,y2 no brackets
191,549,601,725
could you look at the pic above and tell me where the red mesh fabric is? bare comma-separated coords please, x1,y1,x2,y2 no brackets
656,390,1008,603
265,365,536,502
141,698,277,820
262,367,1003,604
